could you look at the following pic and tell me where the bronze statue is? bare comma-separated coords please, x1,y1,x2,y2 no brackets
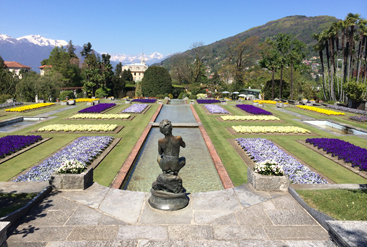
148,119,189,211
157,119,186,175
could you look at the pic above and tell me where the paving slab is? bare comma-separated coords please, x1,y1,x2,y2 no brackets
65,205,103,226
236,205,273,226
186,240,239,247
117,225,168,240
194,210,237,225
138,240,186,247
97,215,128,226
233,183,271,207
168,225,214,240
284,241,329,247
7,226,74,242
60,182,109,208
67,226,119,241
238,240,287,247
264,226,329,241
213,225,268,240
266,210,319,226
190,188,241,211
271,195,305,211
98,188,146,224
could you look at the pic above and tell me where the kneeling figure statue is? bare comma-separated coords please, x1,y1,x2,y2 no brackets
148,119,189,211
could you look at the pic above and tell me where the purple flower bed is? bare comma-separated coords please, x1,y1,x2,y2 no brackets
236,104,273,115
306,138,367,171
78,103,116,113
132,99,157,103
237,138,328,184
326,105,367,115
14,136,113,182
122,104,148,113
0,135,42,158
197,99,220,104
205,104,229,114
349,116,367,122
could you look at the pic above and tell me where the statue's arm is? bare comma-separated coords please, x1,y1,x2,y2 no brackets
179,137,186,148
158,142,164,155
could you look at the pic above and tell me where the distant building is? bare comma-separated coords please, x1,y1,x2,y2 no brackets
39,65,52,76
121,55,148,82
4,61,31,79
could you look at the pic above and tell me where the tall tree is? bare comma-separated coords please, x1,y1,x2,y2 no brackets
274,34,292,99
288,39,307,100
259,40,279,100
67,40,77,58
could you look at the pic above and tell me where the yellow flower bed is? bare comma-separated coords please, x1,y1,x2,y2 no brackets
221,115,280,121
232,126,310,134
296,105,345,116
69,114,130,119
75,98,100,103
224,97,232,101
5,103,54,112
253,100,276,104
37,124,117,132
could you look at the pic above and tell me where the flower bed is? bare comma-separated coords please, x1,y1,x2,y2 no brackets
232,126,310,134
132,99,156,103
78,103,115,113
37,124,117,132
0,135,42,158
236,104,273,115
122,104,148,113
14,136,113,182
197,99,220,104
326,104,367,115
349,116,367,122
236,138,328,184
296,105,345,116
5,103,54,112
75,98,100,103
221,115,280,121
253,100,277,104
305,138,367,171
69,114,130,120
205,104,229,114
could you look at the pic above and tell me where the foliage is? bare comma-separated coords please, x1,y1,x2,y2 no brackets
189,95,197,99
122,69,134,82
95,86,109,98
168,93,173,99
135,82,142,97
189,85,201,95
263,79,290,99
0,55,19,97
156,94,164,99
178,92,184,99
112,62,126,98
59,91,75,101
141,66,173,97
0,94,12,103
343,80,366,101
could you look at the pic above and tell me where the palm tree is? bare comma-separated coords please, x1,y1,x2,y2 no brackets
326,25,337,101
356,19,367,83
259,39,279,99
289,39,306,100
313,33,327,100
275,34,291,99
345,13,361,82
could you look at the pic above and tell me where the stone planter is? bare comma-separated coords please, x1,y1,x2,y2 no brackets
247,167,289,192
49,168,93,190
93,100,99,105
301,99,308,104
68,100,75,105
190,100,195,105
61,101,68,105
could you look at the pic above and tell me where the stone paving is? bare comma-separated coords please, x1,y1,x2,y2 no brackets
3,183,330,246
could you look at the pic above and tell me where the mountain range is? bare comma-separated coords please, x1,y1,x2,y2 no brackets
0,34,169,72
159,15,339,73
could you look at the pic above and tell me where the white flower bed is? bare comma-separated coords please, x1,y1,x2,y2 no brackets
69,114,130,119
37,124,118,132
221,116,280,121
232,126,310,134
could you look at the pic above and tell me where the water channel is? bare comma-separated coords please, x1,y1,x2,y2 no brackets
124,99,223,193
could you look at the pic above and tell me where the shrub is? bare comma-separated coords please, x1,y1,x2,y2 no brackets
168,93,173,99
156,94,164,99
141,66,173,97
59,91,75,101
263,79,290,100
95,87,109,98
189,95,197,99
0,94,12,104
178,92,184,99
344,80,366,102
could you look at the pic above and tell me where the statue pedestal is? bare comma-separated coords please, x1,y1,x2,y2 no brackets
148,189,189,211
148,173,189,211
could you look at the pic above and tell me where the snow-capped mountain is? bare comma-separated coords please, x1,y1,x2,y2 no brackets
107,52,171,65
16,35,68,47
0,33,169,71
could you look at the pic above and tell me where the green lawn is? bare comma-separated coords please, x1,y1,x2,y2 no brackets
0,102,157,186
297,189,367,221
194,102,367,186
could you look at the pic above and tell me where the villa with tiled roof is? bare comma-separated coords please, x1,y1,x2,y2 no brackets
4,61,31,79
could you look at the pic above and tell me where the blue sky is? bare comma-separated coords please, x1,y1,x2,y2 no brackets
1,0,366,56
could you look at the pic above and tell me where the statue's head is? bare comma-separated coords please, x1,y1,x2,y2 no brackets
159,119,172,135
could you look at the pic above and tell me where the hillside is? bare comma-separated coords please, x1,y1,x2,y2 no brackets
160,15,339,73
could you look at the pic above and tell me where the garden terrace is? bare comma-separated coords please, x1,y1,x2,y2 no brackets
236,104,273,115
